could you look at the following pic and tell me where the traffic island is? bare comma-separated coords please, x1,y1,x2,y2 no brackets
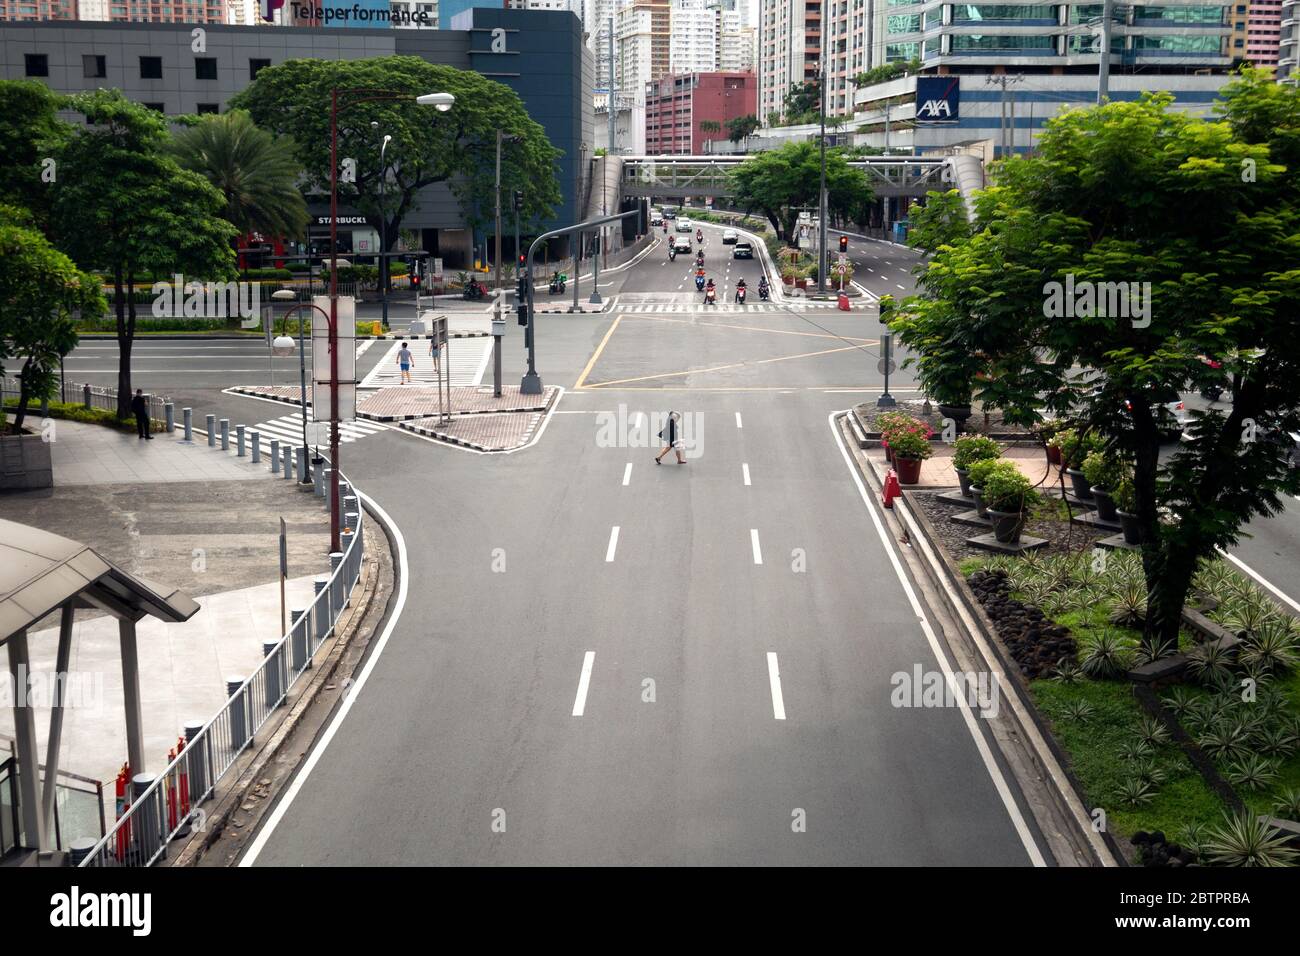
400,409,549,452
356,385,555,422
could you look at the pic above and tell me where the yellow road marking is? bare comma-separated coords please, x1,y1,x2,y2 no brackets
618,313,877,344
573,314,623,390
583,344,861,388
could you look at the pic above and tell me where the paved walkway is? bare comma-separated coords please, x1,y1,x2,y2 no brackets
872,444,1056,488
50,417,265,484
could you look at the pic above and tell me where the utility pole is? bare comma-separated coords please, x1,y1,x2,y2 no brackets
985,74,1023,160
1097,0,1114,104
816,45,828,297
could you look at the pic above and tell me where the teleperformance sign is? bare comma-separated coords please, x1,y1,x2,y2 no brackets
280,2,435,26
914,76,960,124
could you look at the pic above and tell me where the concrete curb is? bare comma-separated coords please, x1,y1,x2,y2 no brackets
169,514,393,867
227,384,550,422
395,389,558,453
837,413,1123,867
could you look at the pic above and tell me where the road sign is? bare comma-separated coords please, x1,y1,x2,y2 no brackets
877,357,897,376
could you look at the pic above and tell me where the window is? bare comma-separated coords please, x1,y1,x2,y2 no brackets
143,102,165,112
249,58,270,79
82,54,107,78
195,58,217,80
25,54,49,77
140,56,162,79
196,103,220,114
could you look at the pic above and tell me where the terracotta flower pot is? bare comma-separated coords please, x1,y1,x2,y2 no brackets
987,508,1027,544
1065,468,1094,501
894,455,923,485
1047,445,1062,466
1091,487,1118,523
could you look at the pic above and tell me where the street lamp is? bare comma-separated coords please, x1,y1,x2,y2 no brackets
494,130,521,399
328,86,455,551
272,289,329,483
374,126,394,331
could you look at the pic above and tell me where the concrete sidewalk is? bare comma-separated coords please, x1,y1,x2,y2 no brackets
0,419,332,820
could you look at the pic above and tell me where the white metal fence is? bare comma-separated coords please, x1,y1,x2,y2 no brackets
76,474,367,867
1,378,170,424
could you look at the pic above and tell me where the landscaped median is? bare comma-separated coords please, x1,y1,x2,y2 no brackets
3,398,165,433
846,402,1300,866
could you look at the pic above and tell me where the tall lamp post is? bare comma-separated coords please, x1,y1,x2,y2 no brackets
494,129,521,398
328,87,454,552
271,289,330,483
816,50,829,297
374,125,394,331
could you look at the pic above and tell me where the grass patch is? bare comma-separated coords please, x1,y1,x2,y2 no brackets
2,399,161,433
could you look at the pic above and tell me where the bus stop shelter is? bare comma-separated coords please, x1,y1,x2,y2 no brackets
0,519,198,856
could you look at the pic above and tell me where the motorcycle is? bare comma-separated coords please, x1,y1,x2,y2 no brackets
695,230,703,244
735,285,747,305
695,274,706,292
704,287,717,306
695,253,705,268
462,279,486,301
758,282,770,302
669,246,677,262
548,272,567,295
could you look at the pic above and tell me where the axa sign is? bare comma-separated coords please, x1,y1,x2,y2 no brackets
914,77,960,124
261,0,284,20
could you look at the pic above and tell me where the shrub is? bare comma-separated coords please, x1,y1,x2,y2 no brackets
1081,451,1127,491
967,457,1001,488
1203,812,1300,866
242,267,293,281
980,461,1036,513
285,262,311,273
952,434,1001,471
1058,429,1104,469
887,427,932,460
1113,477,1136,513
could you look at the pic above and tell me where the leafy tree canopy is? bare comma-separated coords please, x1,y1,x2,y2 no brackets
229,56,562,243
890,69,1300,654
726,114,760,145
728,141,872,241
0,80,70,228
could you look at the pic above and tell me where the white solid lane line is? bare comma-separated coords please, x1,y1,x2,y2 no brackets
572,651,596,717
606,525,620,562
766,652,787,720
742,462,751,486
735,412,743,428
1222,550,1300,614
622,462,633,486
750,528,763,565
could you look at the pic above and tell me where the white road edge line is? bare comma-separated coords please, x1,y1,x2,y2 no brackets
622,462,633,486
766,652,786,720
750,528,763,565
606,525,620,562
742,462,751,486
572,651,596,717
1221,550,1300,614
827,409,1049,867
239,486,408,867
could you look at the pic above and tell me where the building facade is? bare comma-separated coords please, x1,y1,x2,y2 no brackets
0,0,78,20
645,69,756,152
2,10,593,263
1246,0,1283,66
757,0,819,122
1281,0,1297,78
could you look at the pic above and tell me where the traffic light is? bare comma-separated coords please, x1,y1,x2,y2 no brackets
512,190,524,212
516,254,529,325
839,235,848,252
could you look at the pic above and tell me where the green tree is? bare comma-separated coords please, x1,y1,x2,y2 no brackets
169,109,309,248
782,79,821,124
0,205,104,432
906,188,971,254
726,114,760,147
0,80,69,227
890,71,1300,656
729,141,872,242
229,56,562,261
49,90,237,419
699,120,722,135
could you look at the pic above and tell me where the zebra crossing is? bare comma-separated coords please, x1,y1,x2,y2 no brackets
360,338,491,389
249,410,390,447
614,293,842,315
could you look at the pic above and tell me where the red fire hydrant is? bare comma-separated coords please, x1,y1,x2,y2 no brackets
838,292,850,311
882,468,902,509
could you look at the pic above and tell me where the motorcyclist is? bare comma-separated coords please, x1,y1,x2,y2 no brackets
758,276,770,300
735,278,747,303
668,244,677,261
695,251,705,267
695,228,703,243
694,267,706,291
704,278,716,305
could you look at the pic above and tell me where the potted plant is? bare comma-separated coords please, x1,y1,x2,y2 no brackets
1114,477,1141,546
952,435,1001,498
1058,429,1101,501
1081,451,1127,523
981,462,1038,544
875,410,914,463
885,426,933,484
966,457,1001,518
1038,419,1066,465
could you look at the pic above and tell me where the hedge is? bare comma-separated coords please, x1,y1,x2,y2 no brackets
2,398,161,432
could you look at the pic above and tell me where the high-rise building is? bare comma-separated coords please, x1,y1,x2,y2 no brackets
2,0,227,21
389,0,438,27
1246,0,1284,66
583,0,617,90
670,0,718,73
758,0,820,123
1280,0,1298,79
0,0,77,19
645,70,756,152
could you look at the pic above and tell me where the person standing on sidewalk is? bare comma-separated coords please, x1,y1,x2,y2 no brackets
654,411,686,465
130,389,153,440
397,340,414,385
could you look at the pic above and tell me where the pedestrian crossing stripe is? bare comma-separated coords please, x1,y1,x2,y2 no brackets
360,339,491,389
613,302,840,314
249,413,388,446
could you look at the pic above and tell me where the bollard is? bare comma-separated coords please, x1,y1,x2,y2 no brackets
263,640,283,707
131,773,162,864
322,469,334,508
205,415,216,447
182,407,194,443
67,837,98,867
83,383,92,410
342,497,359,527
329,552,345,618
313,576,330,646
297,447,308,482
220,419,230,451
237,424,246,457
341,525,357,591
164,403,175,433
313,462,324,497
290,608,308,673
183,721,209,805
282,444,292,479
227,677,248,752
269,439,280,474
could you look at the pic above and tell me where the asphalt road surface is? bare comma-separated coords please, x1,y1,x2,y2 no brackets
231,222,1043,866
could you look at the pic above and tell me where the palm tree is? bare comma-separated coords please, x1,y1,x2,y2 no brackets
170,109,308,246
